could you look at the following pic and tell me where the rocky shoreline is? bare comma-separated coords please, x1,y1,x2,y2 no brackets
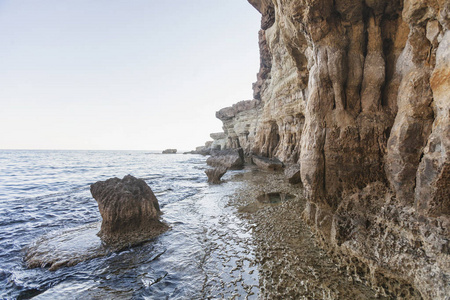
192,0,449,298
229,168,386,299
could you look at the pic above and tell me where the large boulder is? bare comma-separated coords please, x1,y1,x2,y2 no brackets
206,148,245,170
205,167,228,184
90,175,168,248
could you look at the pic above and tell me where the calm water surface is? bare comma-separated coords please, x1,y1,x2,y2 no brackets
0,150,258,299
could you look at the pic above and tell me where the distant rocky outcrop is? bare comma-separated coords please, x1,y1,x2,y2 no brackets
206,148,245,170
216,100,261,156
205,167,228,184
90,175,168,248
209,132,227,150
187,133,227,155
162,149,177,154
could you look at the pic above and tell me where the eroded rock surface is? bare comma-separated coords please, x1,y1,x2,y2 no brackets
285,163,301,184
209,0,449,298
216,100,262,155
252,155,284,171
205,167,228,184
206,148,245,170
90,175,168,248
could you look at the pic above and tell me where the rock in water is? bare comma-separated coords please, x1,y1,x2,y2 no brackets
25,223,108,271
206,148,245,170
205,167,228,184
162,149,177,154
90,175,168,248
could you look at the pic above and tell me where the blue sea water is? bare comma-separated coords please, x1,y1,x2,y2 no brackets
0,150,258,299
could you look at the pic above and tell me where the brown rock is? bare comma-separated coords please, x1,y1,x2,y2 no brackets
206,0,450,297
205,167,227,184
252,155,283,171
90,175,168,248
206,148,245,170
285,164,301,184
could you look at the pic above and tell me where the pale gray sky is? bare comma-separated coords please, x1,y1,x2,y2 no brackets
0,0,261,150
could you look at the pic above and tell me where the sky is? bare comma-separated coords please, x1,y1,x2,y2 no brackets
0,0,261,150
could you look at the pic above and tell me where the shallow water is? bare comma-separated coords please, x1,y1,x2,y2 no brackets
1,150,382,299
0,150,258,299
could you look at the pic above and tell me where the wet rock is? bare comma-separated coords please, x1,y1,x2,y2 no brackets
205,167,227,184
206,148,245,170
90,175,168,248
252,155,283,171
284,164,301,184
24,223,107,271
162,149,177,154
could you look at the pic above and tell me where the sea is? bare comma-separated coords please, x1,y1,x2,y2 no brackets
0,150,258,299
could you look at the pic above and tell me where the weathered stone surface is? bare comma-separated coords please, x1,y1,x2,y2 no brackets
252,155,283,171
24,223,108,271
210,132,226,151
206,148,245,170
90,175,168,248
162,149,177,154
207,0,449,298
284,164,301,184
205,167,227,184
216,100,262,155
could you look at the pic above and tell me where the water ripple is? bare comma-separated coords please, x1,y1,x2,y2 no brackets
0,150,258,299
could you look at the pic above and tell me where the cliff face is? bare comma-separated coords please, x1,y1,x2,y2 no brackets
216,0,449,298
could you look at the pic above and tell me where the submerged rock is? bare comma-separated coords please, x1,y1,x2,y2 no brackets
252,155,283,171
25,223,108,271
205,167,228,184
90,175,168,249
206,148,245,170
162,149,177,154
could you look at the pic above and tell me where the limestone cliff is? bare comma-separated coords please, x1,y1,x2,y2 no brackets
215,0,449,298
216,99,262,155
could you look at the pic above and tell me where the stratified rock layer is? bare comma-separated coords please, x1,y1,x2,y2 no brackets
90,175,168,248
214,0,449,298
216,100,262,155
